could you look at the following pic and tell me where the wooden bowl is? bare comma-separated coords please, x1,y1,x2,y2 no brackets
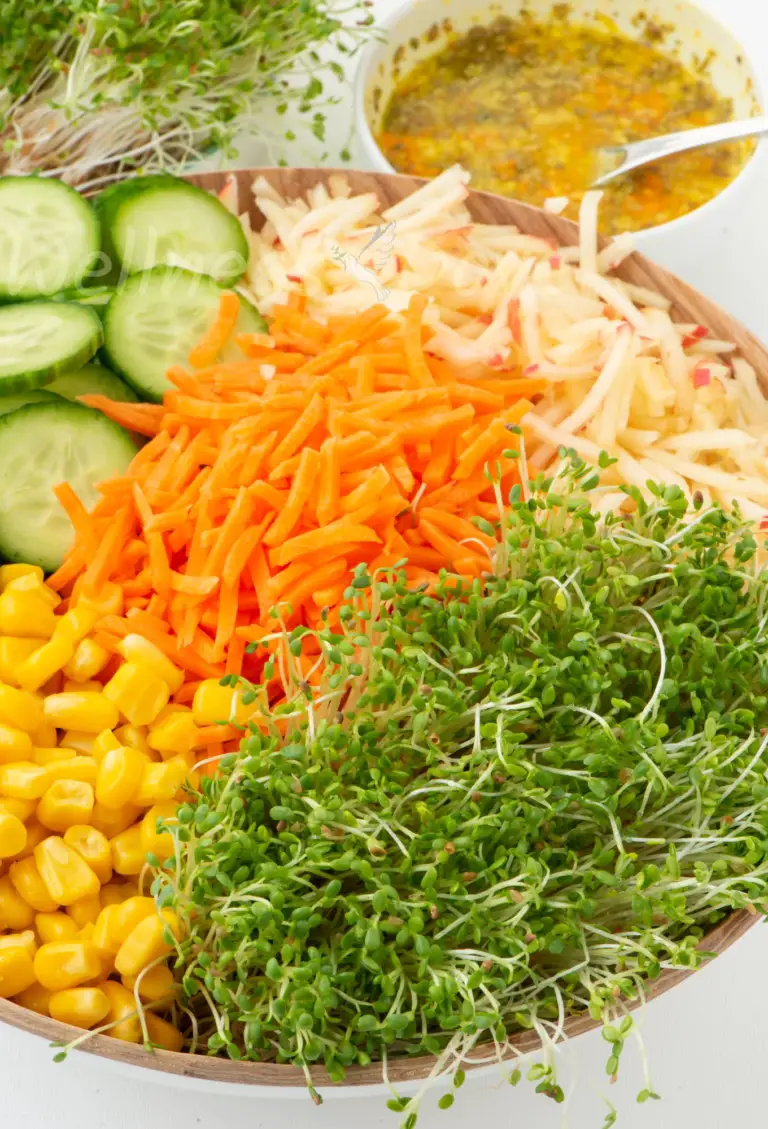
1,167,765,1090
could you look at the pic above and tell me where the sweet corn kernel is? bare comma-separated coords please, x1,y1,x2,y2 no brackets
49,985,111,1029
103,663,170,728
36,911,80,944
148,710,200,758
0,564,44,589
100,980,140,1041
0,724,33,765
154,703,192,722
81,928,113,977
123,962,178,1003
0,591,56,639
43,693,119,734
0,874,35,928
33,940,102,991
113,725,152,757
33,747,76,767
133,757,188,807
5,574,59,608
0,797,35,822
45,757,98,785
0,761,49,799
99,882,130,907
111,896,156,945
91,802,141,839
0,638,39,687
92,905,121,954
96,746,148,810
59,730,95,754
35,836,100,906
8,818,47,865
92,730,121,763
118,636,184,694
79,583,123,619
193,680,254,726
144,1011,184,1052
174,745,196,767
13,981,50,1014
38,781,95,833
63,825,113,884
67,893,101,929
140,803,179,862
32,722,58,748
114,909,180,977
65,677,105,695
15,636,75,693
53,604,99,646
0,945,36,997
0,811,26,858
9,857,59,912
0,686,44,734
63,681,103,695
64,638,110,683
0,929,36,956
110,826,146,876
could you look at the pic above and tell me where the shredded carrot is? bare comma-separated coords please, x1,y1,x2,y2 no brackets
312,581,347,609
59,299,543,670
53,483,98,557
78,396,164,435
271,559,348,620
225,631,246,676
403,296,435,387
196,724,240,745
189,292,241,368
263,447,321,546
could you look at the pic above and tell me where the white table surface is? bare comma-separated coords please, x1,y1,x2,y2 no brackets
4,2,768,1126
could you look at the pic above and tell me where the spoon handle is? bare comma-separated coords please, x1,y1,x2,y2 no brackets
593,116,768,187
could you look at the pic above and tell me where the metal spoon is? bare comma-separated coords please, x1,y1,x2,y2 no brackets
592,116,768,188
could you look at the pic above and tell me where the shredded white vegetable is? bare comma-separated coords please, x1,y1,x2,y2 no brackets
241,166,768,518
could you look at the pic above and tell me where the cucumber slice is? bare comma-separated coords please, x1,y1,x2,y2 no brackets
0,302,103,393
0,389,63,417
103,267,267,402
47,363,138,404
0,401,137,572
96,175,249,286
0,177,101,300
54,286,116,310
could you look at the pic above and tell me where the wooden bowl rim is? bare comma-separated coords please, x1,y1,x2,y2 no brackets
1,166,765,1089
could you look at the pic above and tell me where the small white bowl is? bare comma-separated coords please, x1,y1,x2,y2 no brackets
354,0,767,287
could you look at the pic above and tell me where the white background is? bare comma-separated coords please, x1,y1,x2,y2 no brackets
4,1,768,1126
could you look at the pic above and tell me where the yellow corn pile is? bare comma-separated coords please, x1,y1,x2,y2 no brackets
0,562,242,1051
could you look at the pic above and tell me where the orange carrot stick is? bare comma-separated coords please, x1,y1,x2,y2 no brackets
263,446,321,547
267,393,326,469
53,482,98,557
189,292,240,368
78,396,164,436
249,545,271,617
339,464,391,515
272,559,348,618
353,355,375,398
403,296,435,388
132,483,172,594
221,515,272,590
270,521,381,569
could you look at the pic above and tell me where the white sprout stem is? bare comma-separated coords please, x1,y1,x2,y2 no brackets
635,605,668,723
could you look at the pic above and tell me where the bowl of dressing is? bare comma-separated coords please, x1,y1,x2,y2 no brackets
355,0,766,292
